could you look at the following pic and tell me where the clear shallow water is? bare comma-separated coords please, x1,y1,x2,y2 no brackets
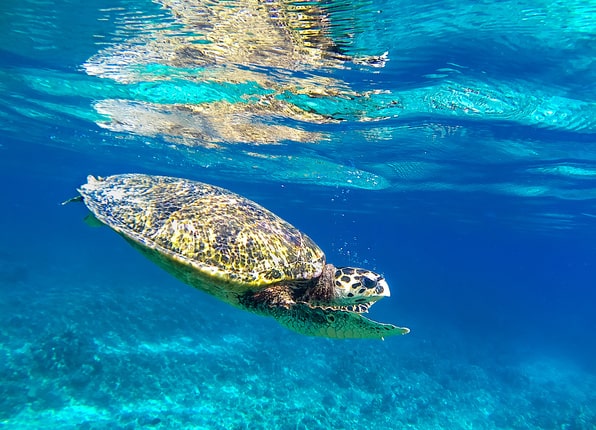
1,0,596,428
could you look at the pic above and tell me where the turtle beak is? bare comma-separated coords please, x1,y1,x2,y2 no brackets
376,278,391,298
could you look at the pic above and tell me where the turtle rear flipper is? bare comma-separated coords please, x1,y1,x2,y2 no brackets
274,304,410,340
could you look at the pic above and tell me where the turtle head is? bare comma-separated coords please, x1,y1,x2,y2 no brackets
331,267,390,310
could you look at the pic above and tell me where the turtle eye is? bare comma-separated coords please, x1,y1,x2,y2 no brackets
361,276,377,289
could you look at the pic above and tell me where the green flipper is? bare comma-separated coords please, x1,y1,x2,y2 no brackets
84,213,105,228
272,304,410,340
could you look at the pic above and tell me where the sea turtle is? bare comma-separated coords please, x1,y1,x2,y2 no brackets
69,173,409,339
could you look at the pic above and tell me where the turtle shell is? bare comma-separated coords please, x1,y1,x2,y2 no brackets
78,174,325,288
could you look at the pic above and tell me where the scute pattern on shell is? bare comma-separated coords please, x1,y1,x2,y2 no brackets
79,174,325,287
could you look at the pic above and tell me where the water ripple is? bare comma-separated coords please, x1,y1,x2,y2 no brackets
1,0,595,224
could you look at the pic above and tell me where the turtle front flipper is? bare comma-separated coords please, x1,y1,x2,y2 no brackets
272,304,410,340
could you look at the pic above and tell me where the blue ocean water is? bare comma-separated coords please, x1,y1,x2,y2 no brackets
1,0,596,428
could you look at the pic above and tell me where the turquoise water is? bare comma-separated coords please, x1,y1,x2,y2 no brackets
1,0,596,428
